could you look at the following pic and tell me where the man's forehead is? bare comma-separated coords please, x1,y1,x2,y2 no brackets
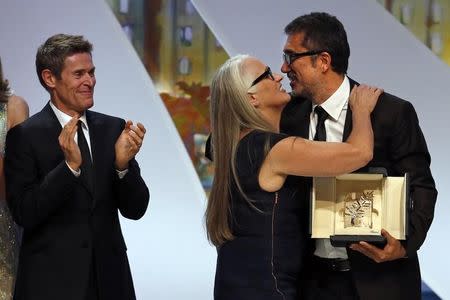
284,33,306,51
63,53,94,68
64,52,92,62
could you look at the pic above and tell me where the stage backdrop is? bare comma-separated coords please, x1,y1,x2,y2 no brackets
191,0,450,298
1,0,450,299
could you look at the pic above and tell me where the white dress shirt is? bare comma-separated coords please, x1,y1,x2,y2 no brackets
49,101,128,179
309,76,350,259
49,101,91,177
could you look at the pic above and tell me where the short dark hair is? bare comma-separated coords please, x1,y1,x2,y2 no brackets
36,34,93,89
284,12,350,74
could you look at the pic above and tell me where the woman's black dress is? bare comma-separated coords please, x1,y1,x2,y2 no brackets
214,130,309,300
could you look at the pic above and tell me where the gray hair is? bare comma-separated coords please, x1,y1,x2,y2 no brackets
206,54,273,246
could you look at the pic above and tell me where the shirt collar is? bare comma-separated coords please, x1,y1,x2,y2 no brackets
312,75,350,121
49,101,88,129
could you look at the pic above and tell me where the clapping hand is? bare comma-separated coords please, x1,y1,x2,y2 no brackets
115,121,146,170
59,115,82,171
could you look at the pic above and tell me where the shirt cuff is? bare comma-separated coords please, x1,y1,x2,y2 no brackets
66,161,81,177
116,169,129,179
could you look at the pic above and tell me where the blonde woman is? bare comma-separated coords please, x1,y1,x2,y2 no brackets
206,54,382,300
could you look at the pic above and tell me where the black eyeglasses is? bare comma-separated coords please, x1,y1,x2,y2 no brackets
250,66,275,87
282,49,326,65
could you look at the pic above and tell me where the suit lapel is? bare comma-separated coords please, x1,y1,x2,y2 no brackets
343,107,352,141
297,103,311,139
342,78,358,141
86,111,98,208
281,95,312,138
86,111,100,168
42,103,95,198
41,102,63,133
39,103,67,165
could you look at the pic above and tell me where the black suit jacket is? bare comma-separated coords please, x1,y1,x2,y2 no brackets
5,103,149,300
280,79,437,300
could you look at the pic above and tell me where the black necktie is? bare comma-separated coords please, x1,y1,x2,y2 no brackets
77,121,93,190
313,106,328,141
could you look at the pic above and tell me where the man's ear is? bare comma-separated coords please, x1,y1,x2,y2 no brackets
248,93,260,107
318,52,332,73
41,69,57,89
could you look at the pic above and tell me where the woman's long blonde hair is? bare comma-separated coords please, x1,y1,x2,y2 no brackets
206,55,274,246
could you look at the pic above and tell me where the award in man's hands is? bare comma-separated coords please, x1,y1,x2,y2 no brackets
310,171,409,247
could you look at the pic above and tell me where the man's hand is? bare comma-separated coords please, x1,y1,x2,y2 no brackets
349,229,406,263
115,121,146,170
59,116,82,171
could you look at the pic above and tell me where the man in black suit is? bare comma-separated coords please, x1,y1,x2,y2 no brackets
5,34,149,300
280,12,437,300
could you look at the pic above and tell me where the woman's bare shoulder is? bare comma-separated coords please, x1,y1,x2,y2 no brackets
7,94,29,129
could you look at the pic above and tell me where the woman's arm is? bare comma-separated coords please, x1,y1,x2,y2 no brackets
259,85,382,192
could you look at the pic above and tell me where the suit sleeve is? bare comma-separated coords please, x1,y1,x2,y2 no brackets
5,125,78,230
390,101,437,256
114,120,149,220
